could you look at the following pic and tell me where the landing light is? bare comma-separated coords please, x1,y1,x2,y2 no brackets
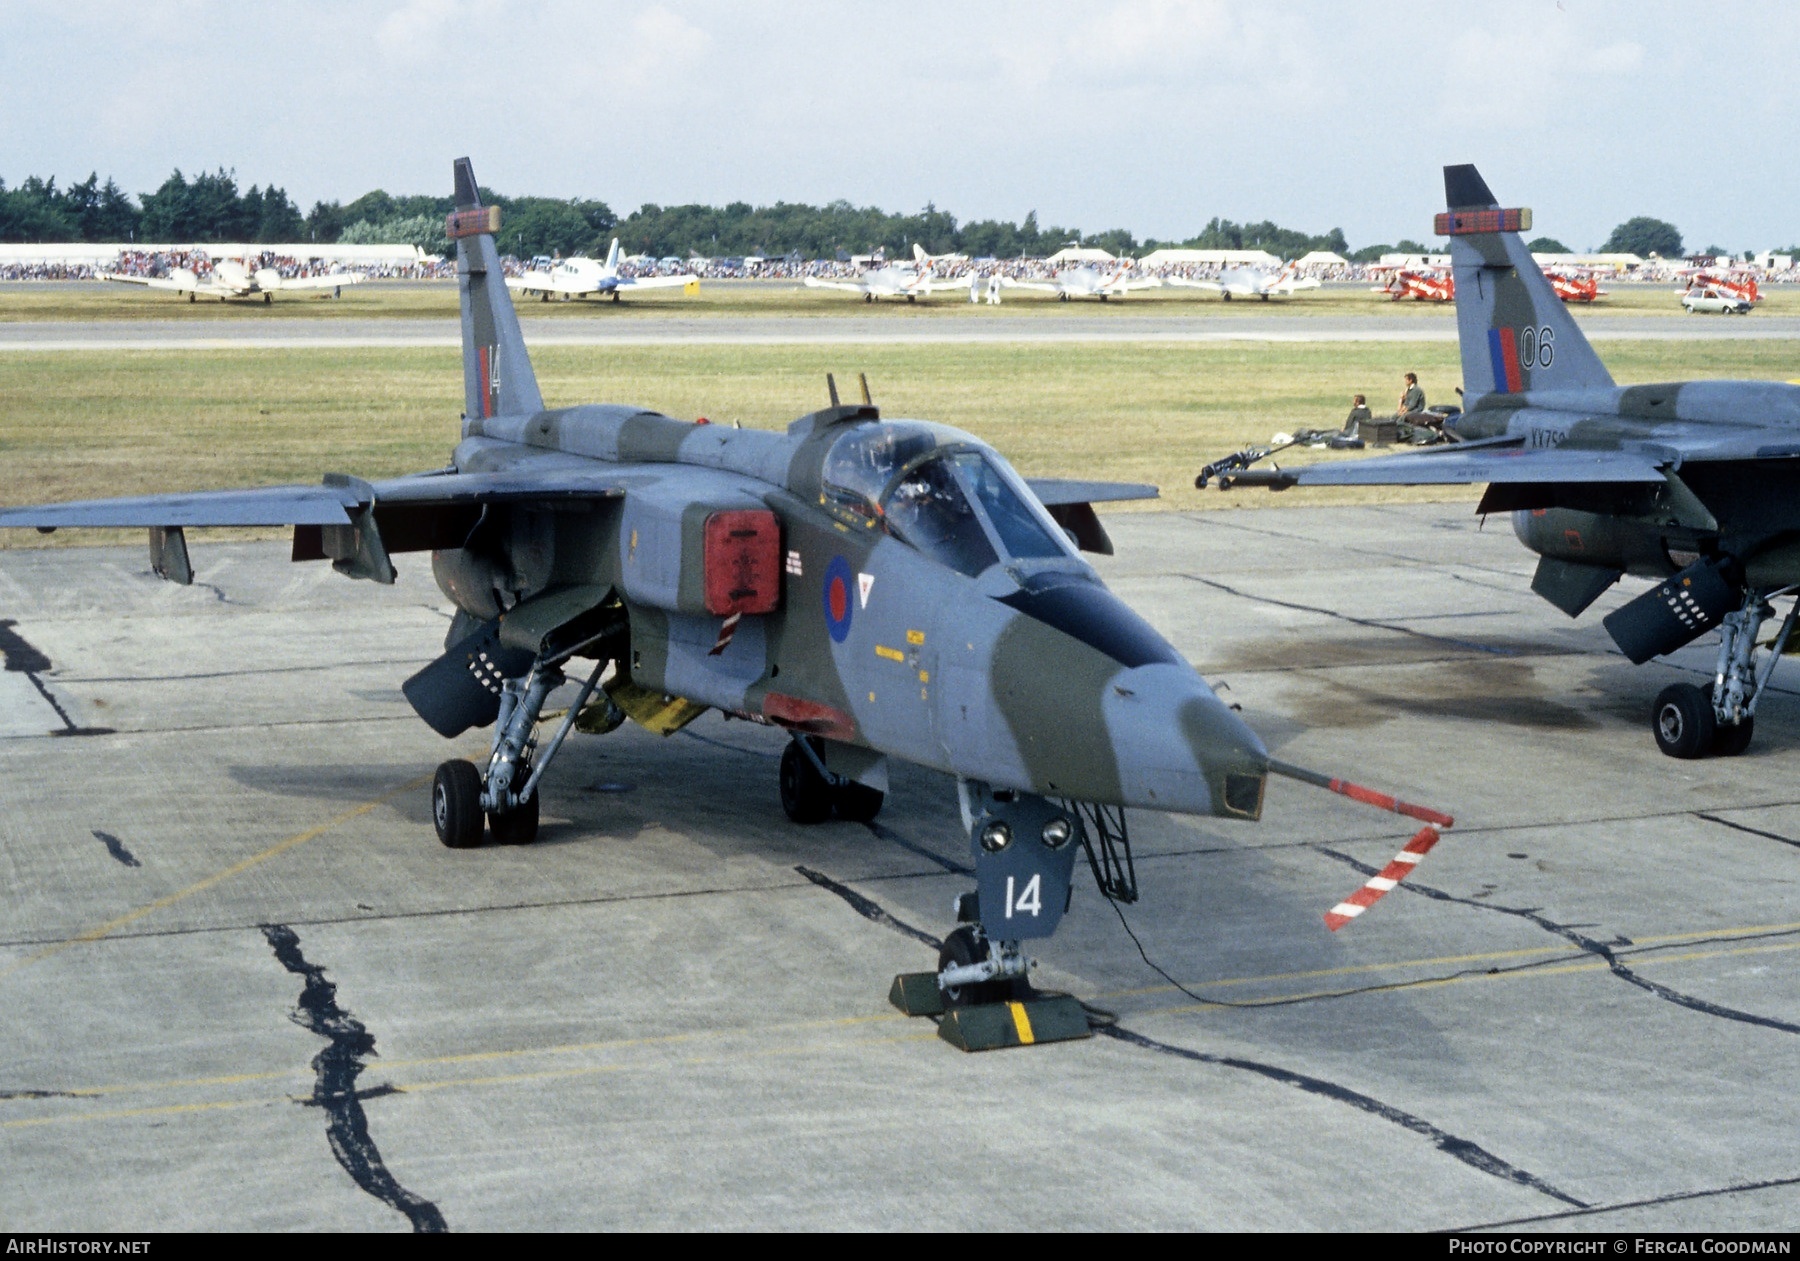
979,821,1012,853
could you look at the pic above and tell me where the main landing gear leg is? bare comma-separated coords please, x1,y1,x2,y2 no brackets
433,656,608,848
1655,587,1798,759
888,781,1093,1051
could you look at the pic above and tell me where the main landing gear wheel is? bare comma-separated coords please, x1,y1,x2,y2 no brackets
780,739,833,824
834,780,884,823
488,789,540,846
1653,683,1715,759
433,759,484,849
1702,683,1755,755
937,926,1021,1008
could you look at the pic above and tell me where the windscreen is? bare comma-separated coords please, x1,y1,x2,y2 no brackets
884,457,999,576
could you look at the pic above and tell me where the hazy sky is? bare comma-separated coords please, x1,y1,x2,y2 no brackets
6,0,1797,252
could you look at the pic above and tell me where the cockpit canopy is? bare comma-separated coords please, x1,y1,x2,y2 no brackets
821,421,1075,576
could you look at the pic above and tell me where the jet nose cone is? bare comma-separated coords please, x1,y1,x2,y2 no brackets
1103,664,1268,818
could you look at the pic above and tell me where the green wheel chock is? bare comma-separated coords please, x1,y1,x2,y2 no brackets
889,972,945,1017
937,995,1093,1052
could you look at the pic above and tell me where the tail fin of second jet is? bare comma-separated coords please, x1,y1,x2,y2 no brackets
1442,163,1612,401
451,157,544,421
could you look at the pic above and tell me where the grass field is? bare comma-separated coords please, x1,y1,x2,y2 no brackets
1,278,1788,322
4,338,1799,549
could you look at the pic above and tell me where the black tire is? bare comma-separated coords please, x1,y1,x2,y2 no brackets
488,788,540,846
937,925,1020,1008
779,739,833,824
1700,682,1755,756
1653,683,1715,759
433,760,485,848
834,780,884,823
1713,718,1755,756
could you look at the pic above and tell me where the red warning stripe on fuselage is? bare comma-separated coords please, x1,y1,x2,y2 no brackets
478,345,493,417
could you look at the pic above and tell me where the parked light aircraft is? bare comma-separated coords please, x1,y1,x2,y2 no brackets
505,239,700,302
1003,263,1162,302
802,245,967,302
102,257,363,304
1209,163,1800,760
0,158,1454,1047
1163,262,1321,302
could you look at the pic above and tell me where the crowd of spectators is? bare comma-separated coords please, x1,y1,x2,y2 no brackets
1,247,456,282
7,247,1794,288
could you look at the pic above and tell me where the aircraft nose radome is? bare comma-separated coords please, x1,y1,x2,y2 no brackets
1101,664,1268,819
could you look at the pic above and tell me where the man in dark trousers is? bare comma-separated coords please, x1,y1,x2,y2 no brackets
1397,372,1426,418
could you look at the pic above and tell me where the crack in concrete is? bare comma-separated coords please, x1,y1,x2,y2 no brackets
1098,1024,1586,1207
1695,811,1800,852
1315,845,1800,1037
1175,573,1520,657
1456,1170,1800,1230
796,862,1582,1207
794,866,943,948
261,924,447,1233
91,830,140,868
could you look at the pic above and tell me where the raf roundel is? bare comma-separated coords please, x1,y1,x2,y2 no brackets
823,555,855,643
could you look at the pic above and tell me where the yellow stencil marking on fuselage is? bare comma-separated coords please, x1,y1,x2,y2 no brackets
875,645,904,662
906,630,925,645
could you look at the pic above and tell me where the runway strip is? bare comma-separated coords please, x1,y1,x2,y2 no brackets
5,313,1800,349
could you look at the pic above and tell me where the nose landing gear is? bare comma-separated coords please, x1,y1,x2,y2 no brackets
888,781,1096,1051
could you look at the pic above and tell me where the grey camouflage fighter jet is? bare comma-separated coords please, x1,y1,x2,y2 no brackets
2,160,1447,1029
1208,164,1800,761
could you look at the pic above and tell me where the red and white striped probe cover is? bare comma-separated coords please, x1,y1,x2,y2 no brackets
1265,760,1454,933
1323,825,1441,931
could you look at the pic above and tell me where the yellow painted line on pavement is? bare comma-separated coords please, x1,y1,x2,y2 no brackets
0,774,430,982
1139,938,1800,1020
1100,919,1800,1003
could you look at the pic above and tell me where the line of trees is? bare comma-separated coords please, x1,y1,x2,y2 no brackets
0,166,1355,260
3,166,1742,262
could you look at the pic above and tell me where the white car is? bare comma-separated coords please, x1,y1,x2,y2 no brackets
1682,289,1753,314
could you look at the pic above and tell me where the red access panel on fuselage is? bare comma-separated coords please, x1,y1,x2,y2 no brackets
703,510,781,616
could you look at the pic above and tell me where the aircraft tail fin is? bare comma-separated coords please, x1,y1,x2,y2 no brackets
606,237,622,270
1442,163,1612,400
451,157,544,421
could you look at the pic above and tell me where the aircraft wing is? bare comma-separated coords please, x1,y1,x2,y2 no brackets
506,274,562,294
0,484,365,529
0,468,632,531
803,276,868,294
1000,277,1060,293
618,274,701,293
1103,277,1162,293
1027,478,1159,506
278,273,363,292
100,272,196,293
1223,445,1669,489
1161,276,1223,292
1023,478,1159,555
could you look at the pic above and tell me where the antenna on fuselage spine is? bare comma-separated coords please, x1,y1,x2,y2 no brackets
859,373,873,405
826,374,841,408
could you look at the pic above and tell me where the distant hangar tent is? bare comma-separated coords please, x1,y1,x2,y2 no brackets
1137,248,1283,269
1045,246,1118,265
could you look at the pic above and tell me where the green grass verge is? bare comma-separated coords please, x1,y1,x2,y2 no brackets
1,278,1785,322
3,338,1797,550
